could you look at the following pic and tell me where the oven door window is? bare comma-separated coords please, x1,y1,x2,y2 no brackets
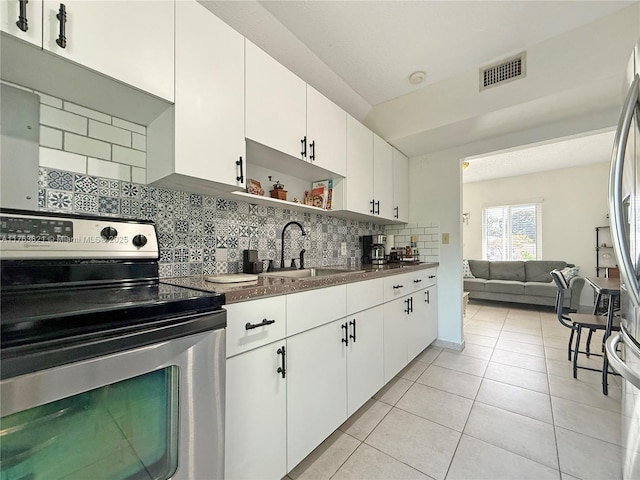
0,366,179,480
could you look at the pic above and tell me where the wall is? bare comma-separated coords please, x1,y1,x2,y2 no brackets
463,162,610,306
20,84,385,276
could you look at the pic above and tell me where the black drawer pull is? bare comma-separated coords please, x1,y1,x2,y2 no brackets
277,346,286,378
301,136,307,158
245,318,275,330
393,284,404,289
413,279,422,283
375,200,380,215
16,0,28,32
428,275,436,279
56,3,66,48
394,206,399,219
426,290,430,304
309,140,315,161
370,199,375,214
236,156,244,183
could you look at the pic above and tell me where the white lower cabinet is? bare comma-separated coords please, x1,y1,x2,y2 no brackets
287,319,348,471
225,340,287,480
225,270,437,478
346,305,384,416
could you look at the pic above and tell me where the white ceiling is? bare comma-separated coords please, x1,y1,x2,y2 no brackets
462,129,616,183
200,0,636,180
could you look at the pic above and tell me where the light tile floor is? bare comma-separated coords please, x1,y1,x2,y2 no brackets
285,301,623,480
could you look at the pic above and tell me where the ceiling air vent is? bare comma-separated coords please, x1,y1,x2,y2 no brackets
480,52,526,91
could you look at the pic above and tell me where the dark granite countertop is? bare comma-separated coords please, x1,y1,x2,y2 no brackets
161,262,439,304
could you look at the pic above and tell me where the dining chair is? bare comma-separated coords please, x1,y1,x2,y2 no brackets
550,269,620,394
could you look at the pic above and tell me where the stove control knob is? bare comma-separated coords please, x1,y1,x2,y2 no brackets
132,234,148,248
100,226,118,240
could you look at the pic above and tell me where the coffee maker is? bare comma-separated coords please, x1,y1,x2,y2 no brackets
362,234,387,265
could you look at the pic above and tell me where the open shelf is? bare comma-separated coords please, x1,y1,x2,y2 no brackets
230,191,335,216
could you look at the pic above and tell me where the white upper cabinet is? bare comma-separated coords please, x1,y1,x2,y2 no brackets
373,133,394,220
344,115,374,216
245,40,307,160
392,148,409,223
306,85,347,176
1,0,43,46
41,1,174,102
147,0,245,194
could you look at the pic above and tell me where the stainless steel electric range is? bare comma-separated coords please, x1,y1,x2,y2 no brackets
0,209,226,480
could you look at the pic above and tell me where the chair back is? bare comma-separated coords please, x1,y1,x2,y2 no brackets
550,269,574,329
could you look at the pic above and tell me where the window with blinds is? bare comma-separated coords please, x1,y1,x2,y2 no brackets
482,203,541,261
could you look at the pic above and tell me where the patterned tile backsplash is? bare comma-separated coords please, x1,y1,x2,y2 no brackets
39,167,385,277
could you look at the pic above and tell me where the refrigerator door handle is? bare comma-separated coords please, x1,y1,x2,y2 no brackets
609,73,640,306
605,331,640,390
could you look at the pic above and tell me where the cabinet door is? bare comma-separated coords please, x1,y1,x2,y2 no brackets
373,134,394,220
287,320,347,471
42,1,174,101
306,85,346,176
347,305,384,416
174,0,245,190
407,287,438,361
225,341,287,480
1,0,42,46
245,40,306,160
345,115,373,215
392,148,409,222
383,296,408,383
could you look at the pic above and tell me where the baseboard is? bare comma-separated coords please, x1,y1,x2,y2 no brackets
433,339,465,351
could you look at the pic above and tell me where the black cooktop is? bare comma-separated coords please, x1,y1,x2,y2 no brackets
1,281,225,348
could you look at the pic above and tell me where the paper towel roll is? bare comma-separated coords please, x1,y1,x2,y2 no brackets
385,235,394,254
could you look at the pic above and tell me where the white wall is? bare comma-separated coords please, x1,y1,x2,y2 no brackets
463,162,610,306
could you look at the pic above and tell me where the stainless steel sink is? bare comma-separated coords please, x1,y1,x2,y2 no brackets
260,267,361,279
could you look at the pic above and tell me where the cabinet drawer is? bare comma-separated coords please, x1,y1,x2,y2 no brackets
346,278,384,315
287,285,347,336
383,272,413,302
406,267,437,290
225,296,286,357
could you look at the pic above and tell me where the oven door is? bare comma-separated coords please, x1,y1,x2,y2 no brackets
0,313,225,480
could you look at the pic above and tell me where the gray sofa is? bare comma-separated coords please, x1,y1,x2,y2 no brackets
464,260,585,311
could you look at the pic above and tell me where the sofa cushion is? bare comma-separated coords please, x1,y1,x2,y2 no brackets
468,260,490,279
560,265,580,282
524,261,567,282
464,278,486,292
462,259,475,278
489,261,525,281
524,281,560,298
485,280,525,295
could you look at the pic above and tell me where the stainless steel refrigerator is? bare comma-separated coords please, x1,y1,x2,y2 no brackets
607,38,640,480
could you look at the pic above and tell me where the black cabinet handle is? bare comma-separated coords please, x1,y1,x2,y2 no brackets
235,156,244,183
375,200,380,215
404,298,411,314
349,319,356,342
301,136,307,158
16,0,28,32
393,284,404,289
277,346,286,378
341,322,349,346
309,140,315,161
410,296,413,313
425,290,430,304
245,318,275,330
429,275,436,279
413,279,422,284
394,206,399,219
370,199,375,214
56,3,67,48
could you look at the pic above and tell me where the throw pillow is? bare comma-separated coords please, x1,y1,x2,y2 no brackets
560,266,580,282
463,259,475,278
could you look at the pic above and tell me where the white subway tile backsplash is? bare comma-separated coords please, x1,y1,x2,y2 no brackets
64,102,111,124
89,120,131,147
40,126,63,149
37,92,63,108
41,105,87,135
65,133,111,160
112,145,145,168
87,158,131,181
112,117,145,135
39,147,86,173
132,167,146,184
132,133,146,151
